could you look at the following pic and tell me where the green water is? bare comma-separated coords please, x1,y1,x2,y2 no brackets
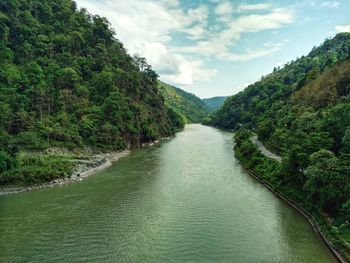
0,125,336,262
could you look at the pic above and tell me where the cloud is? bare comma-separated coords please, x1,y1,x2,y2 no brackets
320,1,340,8
75,0,294,87
161,58,218,86
239,3,272,11
75,0,214,86
214,2,233,16
335,25,350,33
220,42,284,62
174,8,294,61
139,42,217,86
138,42,180,75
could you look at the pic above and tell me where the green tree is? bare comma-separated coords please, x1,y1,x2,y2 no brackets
304,150,348,214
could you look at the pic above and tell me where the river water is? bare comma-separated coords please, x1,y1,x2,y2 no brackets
0,125,336,262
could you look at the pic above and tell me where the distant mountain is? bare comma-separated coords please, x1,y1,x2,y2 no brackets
202,96,228,111
158,82,210,123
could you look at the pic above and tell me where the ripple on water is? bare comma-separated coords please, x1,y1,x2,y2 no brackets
0,125,337,263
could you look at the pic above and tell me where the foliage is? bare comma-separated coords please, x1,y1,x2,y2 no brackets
304,150,349,214
158,81,210,123
209,33,350,131
166,107,186,131
202,96,228,111
234,131,281,186
0,153,74,185
0,0,181,185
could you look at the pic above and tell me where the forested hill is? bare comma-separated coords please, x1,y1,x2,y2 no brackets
158,82,210,123
208,33,350,257
209,33,350,131
202,96,228,111
0,0,184,184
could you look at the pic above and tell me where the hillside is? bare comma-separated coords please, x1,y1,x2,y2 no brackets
202,96,228,111
0,0,183,186
210,33,350,130
208,33,350,259
158,81,210,123
291,59,350,108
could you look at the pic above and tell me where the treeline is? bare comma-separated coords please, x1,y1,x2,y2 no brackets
208,33,350,258
0,0,183,185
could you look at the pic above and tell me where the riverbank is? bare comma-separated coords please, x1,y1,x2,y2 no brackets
0,150,130,196
0,124,338,262
235,133,350,262
239,161,347,263
0,135,175,196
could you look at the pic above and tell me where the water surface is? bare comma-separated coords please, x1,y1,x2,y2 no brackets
0,125,336,262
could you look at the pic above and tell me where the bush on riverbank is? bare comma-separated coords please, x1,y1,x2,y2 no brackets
0,153,74,185
234,130,282,186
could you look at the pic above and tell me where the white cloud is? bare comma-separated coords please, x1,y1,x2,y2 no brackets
188,5,209,25
75,0,294,87
220,42,283,62
161,58,218,86
320,1,340,8
75,0,214,86
214,2,233,16
174,8,294,61
335,25,350,33
239,3,272,11
139,42,217,86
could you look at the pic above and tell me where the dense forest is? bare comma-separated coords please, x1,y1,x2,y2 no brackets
158,81,209,124
202,96,228,111
208,33,350,259
0,0,185,185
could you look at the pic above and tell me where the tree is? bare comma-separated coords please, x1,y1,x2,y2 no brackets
304,150,348,215
341,127,350,154
0,150,17,173
282,144,308,185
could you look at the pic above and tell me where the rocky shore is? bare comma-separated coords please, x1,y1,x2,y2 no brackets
0,136,173,196
0,150,130,195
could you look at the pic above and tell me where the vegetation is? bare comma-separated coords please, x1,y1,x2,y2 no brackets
158,81,210,123
1,152,74,185
0,0,185,185
208,33,350,259
202,96,228,111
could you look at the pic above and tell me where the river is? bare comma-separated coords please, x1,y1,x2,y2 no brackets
0,124,336,262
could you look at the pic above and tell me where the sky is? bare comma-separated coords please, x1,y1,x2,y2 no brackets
75,0,350,98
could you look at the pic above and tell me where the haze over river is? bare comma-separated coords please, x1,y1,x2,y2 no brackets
0,125,336,262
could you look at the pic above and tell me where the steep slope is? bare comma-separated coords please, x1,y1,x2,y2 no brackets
210,33,350,130
209,33,350,260
158,81,210,123
202,96,228,111
0,0,183,185
291,59,350,108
